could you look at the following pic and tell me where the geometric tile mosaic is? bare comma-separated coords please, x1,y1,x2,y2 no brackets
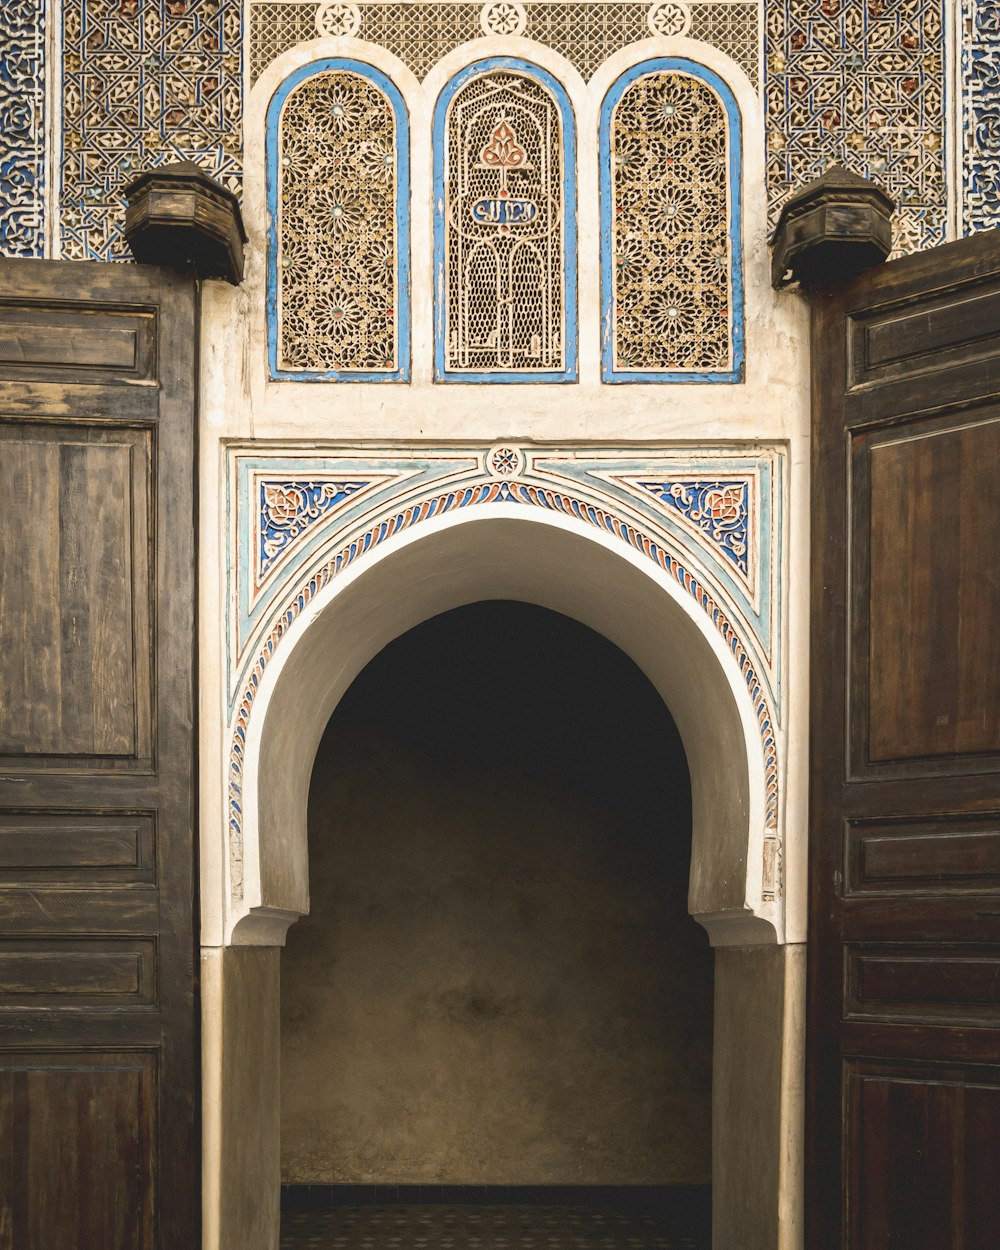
962,0,1000,235
226,445,784,903
10,0,964,263
61,0,243,262
279,1204,707,1250
0,0,46,257
249,1,760,88
765,0,948,255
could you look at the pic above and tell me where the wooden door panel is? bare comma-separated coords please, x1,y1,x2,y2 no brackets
0,259,197,1248
848,412,1000,778
0,939,157,1005
847,1064,1000,1250
846,815,1000,895
847,284,1000,390
0,297,158,385
845,944,1000,1025
809,229,1000,1247
0,811,156,884
0,1053,156,1250
0,424,152,763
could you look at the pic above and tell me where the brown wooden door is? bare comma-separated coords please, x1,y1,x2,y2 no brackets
0,259,198,1249
809,229,1000,1248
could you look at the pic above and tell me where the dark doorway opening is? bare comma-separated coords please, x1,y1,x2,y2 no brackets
280,601,712,1246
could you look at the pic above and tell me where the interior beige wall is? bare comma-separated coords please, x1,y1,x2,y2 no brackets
280,602,714,1185
712,944,805,1250
202,946,282,1250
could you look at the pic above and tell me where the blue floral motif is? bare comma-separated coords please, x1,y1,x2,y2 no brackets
258,479,370,580
977,3,1000,35
965,1,1000,233
638,479,750,576
0,0,44,258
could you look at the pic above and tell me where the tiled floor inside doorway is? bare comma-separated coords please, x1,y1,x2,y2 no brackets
280,1202,709,1249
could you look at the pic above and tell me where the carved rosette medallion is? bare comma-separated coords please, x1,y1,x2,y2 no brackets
485,445,525,476
480,0,528,37
315,2,362,38
647,0,693,38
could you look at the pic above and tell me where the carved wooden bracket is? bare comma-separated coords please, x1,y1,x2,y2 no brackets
123,161,247,285
770,165,895,291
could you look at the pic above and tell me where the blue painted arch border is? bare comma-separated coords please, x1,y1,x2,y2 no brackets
433,57,579,383
599,58,744,384
265,58,412,382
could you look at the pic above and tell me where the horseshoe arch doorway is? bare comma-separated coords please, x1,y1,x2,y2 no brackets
208,513,800,1250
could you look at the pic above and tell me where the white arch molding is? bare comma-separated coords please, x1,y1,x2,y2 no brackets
227,503,780,949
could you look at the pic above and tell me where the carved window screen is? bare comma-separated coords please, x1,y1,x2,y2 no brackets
435,60,577,382
268,60,409,380
601,60,743,383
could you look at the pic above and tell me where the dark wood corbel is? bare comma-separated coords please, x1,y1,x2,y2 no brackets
770,164,895,291
123,160,247,285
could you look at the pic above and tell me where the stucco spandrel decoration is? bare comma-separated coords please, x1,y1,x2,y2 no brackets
61,0,242,262
237,462,418,649
765,0,946,255
638,479,750,576
0,0,45,257
963,0,1000,234
248,2,760,88
225,446,785,906
258,479,372,580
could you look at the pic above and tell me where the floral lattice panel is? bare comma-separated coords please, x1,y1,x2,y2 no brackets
765,0,947,256
269,61,409,379
963,0,1000,234
435,61,576,380
249,1,761,88
61,0,242,262
602,61,743,381
0,0,46,258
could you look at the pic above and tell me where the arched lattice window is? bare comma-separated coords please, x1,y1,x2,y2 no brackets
267,59,410,381
600,59,743,383
434,58,577,382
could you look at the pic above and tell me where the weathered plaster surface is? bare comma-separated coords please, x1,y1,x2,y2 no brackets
196,30,811,1250
712,944,804,1250
201,946,282,1250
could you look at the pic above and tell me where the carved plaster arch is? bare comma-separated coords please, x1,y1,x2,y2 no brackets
224,445,785,948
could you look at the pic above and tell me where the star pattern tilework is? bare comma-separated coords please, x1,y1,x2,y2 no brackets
61,0,243,262
765,0,947,255
279,1204,707,1250
0,0,46,257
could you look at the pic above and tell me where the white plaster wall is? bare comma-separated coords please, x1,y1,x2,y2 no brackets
199,29,811,947
197,29,811,1250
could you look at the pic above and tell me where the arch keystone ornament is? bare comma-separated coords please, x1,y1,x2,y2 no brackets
224,445,786,949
